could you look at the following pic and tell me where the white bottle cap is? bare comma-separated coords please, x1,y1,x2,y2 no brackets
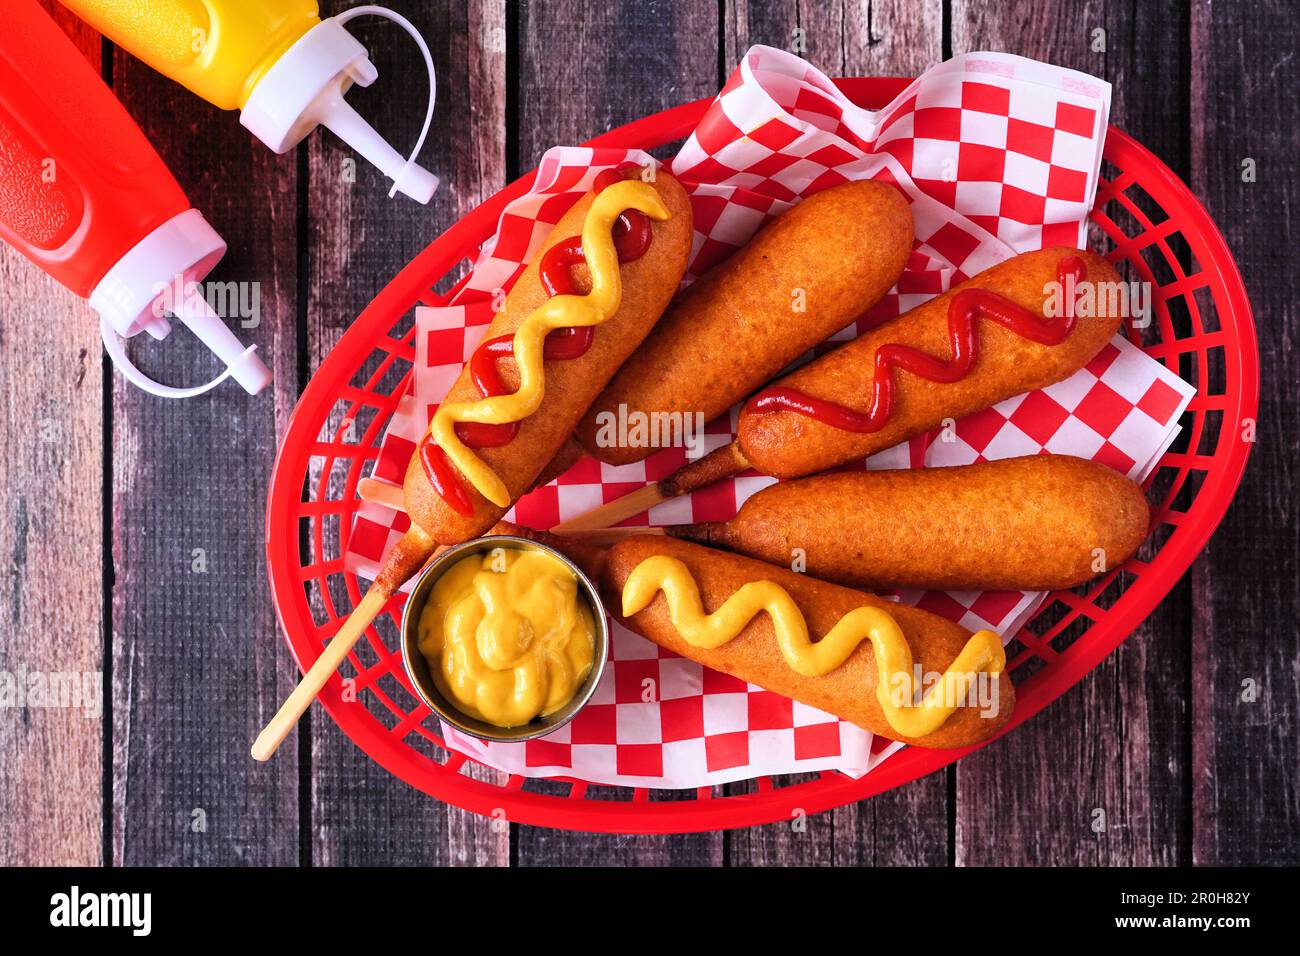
240,13,438,203
88,208,272,398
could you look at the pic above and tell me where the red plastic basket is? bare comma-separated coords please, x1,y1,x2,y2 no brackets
265,78,1257,834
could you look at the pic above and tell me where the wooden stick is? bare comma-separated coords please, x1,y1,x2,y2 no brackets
359,441,751,534
354,478,662,548
357,477,404,511
250,518,613,761
251,586,390,762
551,525,665,546
252,526,437,761
552,483,669,531
553,441,752,532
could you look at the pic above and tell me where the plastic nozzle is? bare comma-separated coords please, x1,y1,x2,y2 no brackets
90,209,271,399
319,99,438,203
239,13,439,204
173,294,272,395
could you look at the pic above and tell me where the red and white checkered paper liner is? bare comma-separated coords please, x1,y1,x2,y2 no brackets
342,48,1193,788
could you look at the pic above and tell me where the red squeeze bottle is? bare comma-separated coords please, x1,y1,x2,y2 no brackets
0,0,270,398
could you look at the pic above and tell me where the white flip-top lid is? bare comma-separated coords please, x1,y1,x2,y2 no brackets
240,9,438,203
88,209,271,398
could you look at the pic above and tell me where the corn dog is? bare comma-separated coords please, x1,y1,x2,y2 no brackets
405,170,693,545
738,247,1122,478
491,524,1014,747
601,535,1014,748
349,521,1015,748
670,454,1150,591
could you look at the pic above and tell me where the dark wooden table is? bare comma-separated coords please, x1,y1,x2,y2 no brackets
2,0,1295,867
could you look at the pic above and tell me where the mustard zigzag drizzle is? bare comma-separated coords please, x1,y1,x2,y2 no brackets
430,180,670,507
621,555,1006,738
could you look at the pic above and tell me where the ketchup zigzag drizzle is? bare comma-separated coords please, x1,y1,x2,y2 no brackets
420,169,654,516
746,256,1087,434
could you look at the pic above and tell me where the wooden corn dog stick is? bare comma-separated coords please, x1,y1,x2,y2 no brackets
553,441,750,531
359,422,745,535
357,477,405,511
547,526,665,546
552,484,668,531
251,525,439,760
356,478,662,547
251,587,390,762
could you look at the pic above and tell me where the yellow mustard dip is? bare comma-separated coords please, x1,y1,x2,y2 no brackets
418,547,596,727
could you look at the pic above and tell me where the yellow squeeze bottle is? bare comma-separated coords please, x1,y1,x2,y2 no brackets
58,0,438,202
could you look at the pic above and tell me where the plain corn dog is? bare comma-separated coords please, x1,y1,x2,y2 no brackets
572,180,913,465
670,454,1151,591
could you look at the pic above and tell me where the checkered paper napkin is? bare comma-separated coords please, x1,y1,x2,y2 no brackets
345,47,1194,788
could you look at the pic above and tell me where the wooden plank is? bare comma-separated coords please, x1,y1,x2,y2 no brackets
512,0,723,171
107,42,299,863
509,0,723,864
0,2,103,867
517,814,723,867
1189,0,1300,865
720,0,949,865
950,0,1192,865
725,0,942,77
303,0,510,866
726,773,950,865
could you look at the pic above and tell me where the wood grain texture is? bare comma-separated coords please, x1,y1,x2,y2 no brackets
726,773,950,865
513,0,723,172
720,0,950,866
303,0,509,866
950,0,1193,867
107,39,299,863
510,0,722,865
516,809,725,867
0,2,103,867
724,0,942,77
1189,0,1299,866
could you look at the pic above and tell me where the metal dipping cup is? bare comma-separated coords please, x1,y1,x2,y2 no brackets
400,535,610,743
